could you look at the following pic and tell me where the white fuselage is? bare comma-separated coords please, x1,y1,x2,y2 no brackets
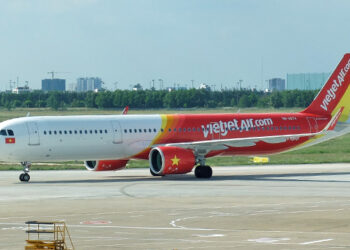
0,115,162,162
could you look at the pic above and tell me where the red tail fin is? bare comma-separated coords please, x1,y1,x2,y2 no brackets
302,53,350,116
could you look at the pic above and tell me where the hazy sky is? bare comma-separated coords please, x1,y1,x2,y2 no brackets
0,0,349,91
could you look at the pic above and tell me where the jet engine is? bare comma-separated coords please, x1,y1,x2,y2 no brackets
84,159,129,171
149,146,195,176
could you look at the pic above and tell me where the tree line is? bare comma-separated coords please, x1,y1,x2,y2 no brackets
0,89,319,110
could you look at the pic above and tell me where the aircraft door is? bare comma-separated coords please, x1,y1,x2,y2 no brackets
26,122,40,145
111,120,123,144
307,117,318,133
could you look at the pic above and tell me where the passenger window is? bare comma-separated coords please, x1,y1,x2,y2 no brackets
179,128,182,132
144,129,147,133
44,131,47,135
79,130,82,134
69,130,72,134
0,130,7,136
100,130,103,134
85,130,88,134
174,128,177,132
153,128,156,132
90,130,93,134
161,129,164,132
149,129,152,132
7,130,14,136
49,131,52,135
64,131,67,134
124,129,127,133
134,129,137,133
188,128,191,132
168,128,171,132
54,131,57,135
59,131,62,134
95,130,98,134
139,129,142,133
74,130,77,134
105,129,108,133
129,129,132,133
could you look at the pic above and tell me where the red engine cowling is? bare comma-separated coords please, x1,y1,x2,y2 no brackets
149,146,196,175
84,159,129,171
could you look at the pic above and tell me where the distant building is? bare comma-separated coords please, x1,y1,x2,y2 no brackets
198,83,211,90
286,72,330,90
132,83,143,91
42,79,66,91
268,78,285,91
76,77,103,92
12,86,30,94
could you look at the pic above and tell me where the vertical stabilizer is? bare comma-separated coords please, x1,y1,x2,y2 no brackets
302,54,350,120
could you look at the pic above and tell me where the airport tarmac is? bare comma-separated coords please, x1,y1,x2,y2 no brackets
1,164,350,249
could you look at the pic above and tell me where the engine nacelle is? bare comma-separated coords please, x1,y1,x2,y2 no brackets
84,159,129,171
149,146,195,175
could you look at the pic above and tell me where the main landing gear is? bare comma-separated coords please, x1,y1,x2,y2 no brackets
194,165,212,179
19,162,31,182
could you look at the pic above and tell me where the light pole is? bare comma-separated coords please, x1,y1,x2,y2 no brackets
158,79,163,90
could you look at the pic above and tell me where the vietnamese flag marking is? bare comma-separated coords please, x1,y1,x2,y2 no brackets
5,138,15,144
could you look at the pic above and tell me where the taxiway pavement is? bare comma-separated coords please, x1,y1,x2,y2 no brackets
1,164,350,249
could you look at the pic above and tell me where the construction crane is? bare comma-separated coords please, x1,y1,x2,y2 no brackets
47,71,70,79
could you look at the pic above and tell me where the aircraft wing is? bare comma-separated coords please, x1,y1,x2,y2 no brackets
157,108,342,152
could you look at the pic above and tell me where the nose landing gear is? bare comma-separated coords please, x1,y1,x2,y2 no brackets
19,162,31,182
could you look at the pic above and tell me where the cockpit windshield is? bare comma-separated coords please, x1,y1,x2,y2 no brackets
0,129,14,136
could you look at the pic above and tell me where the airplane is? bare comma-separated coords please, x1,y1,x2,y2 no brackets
1,54,350,182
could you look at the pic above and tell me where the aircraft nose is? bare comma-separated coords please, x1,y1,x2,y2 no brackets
0,126,15,162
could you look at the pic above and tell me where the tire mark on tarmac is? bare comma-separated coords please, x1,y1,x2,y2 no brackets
120,183,139,198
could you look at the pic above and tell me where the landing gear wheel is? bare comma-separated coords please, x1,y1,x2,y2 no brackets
20,161,32,182
150,169,160,176
195,166,213,179
19,173,30,182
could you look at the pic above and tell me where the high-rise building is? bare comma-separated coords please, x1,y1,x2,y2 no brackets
76,77,103,92
286,72,330,90
42,79,66,91
268,78,285,91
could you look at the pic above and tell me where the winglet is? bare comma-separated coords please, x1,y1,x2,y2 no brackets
323,107,344,131
327,107,344,131
122,106,129,115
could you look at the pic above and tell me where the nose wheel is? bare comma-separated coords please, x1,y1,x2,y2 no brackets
19,162,31,182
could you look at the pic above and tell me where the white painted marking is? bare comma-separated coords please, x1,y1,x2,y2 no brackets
193,234,225,238
300,239,333,245
248,238,290,244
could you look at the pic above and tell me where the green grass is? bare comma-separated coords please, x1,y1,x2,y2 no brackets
0,107,348,171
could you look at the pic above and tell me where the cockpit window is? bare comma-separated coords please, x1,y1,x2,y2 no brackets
0,130,7,136
7,130,14,136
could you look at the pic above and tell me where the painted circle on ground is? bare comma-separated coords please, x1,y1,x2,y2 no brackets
80,220,112,225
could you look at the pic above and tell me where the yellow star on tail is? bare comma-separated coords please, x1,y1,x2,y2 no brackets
171,155,180,166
